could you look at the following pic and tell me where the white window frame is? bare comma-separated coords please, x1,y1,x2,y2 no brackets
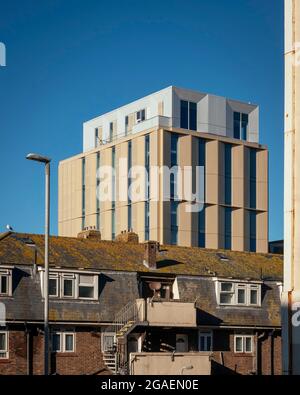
0,331,8,359
136,109,146,123
46,271,98,300
0,270,12,296
61,273,75,299
49,273,59,298
198,331,213,352
217,281,261,307
219,282,234,305
249,284,260,306
234,335,253,354
77,273,97,300
236,284,247,306
52,331,75,353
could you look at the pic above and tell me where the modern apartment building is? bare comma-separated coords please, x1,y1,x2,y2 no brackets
58,86,268,253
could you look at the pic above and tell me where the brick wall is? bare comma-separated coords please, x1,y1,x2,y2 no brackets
211,330,282,375
0,327,110,375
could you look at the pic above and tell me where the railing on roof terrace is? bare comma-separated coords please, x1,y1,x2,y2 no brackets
96,116,173,147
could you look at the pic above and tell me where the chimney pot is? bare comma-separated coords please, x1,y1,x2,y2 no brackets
143,241,157,270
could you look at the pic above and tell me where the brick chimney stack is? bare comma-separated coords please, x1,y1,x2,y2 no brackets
143,241,157,270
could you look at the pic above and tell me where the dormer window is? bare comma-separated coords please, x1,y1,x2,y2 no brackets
44,271,98,300
0,270,12,297
217,280,261,307
136,109,146,123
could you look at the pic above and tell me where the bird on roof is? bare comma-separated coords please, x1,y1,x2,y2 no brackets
6,224,13,231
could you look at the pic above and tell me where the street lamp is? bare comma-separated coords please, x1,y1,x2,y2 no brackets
26,153,51,375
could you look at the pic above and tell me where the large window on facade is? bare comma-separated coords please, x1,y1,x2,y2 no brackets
112,147,116,240
128,141,132,230
171,201,179,245
234,335,253,353
224,144,232,205
218,281,261,306
170,134,179,245
47,272,98,300
198,139,206,248
224,207,232,250
96,152,100,231
234,112,249,140
180,100,197,131
0,270,11,296
249,148,257,209
52,332,75,353
249,211,257,253
145,135,150,240
109,122,114,142
145,201,150,241
82,157,86,230
0,331,8,359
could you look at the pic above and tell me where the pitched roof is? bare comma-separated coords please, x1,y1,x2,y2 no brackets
0,232,283,281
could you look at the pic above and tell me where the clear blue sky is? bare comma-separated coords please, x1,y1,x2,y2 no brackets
0,0,284,241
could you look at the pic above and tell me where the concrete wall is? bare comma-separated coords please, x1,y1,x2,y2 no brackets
136,299,197,327
130,352,211,375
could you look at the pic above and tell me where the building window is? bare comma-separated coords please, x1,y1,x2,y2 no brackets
112,147,116,240
224,207,232,250
112,210,116,240
95,128,98,148
82,158,86,230
171,201,179,245
234,335,253,353
125,116,129,135
249,148,257,209
224,144,232,205
52,332,75,353
219,282,234,304
128,141,132,230
109,122,114,142
136,109,146,123
180,100,197,131
78,274,96,299
198,206,206,248
198,139,206,248
0,331,8,359
47,272,98,300
62,274,75,298
49,274,59,297
96,152,101,231
0,270,11,296
145,201,150,241
249,211,257,253
198,331,213,352
234,112,248,140
128,205,132,231
218,281,261,306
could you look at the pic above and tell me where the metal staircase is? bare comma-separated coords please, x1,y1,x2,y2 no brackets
103,300,142,375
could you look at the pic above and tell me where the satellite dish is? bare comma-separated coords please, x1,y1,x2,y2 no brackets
6,224,13,231
149,282,162,291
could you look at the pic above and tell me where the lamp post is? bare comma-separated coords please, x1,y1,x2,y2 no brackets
26,153,51,375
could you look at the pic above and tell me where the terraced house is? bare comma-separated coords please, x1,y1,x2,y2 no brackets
0,230,282,375
58,86,268,253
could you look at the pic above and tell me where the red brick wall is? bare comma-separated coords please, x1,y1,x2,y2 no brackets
211,330,282,375
0,328,110,375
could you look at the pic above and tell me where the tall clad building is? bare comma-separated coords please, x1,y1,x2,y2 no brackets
58,86,268,252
